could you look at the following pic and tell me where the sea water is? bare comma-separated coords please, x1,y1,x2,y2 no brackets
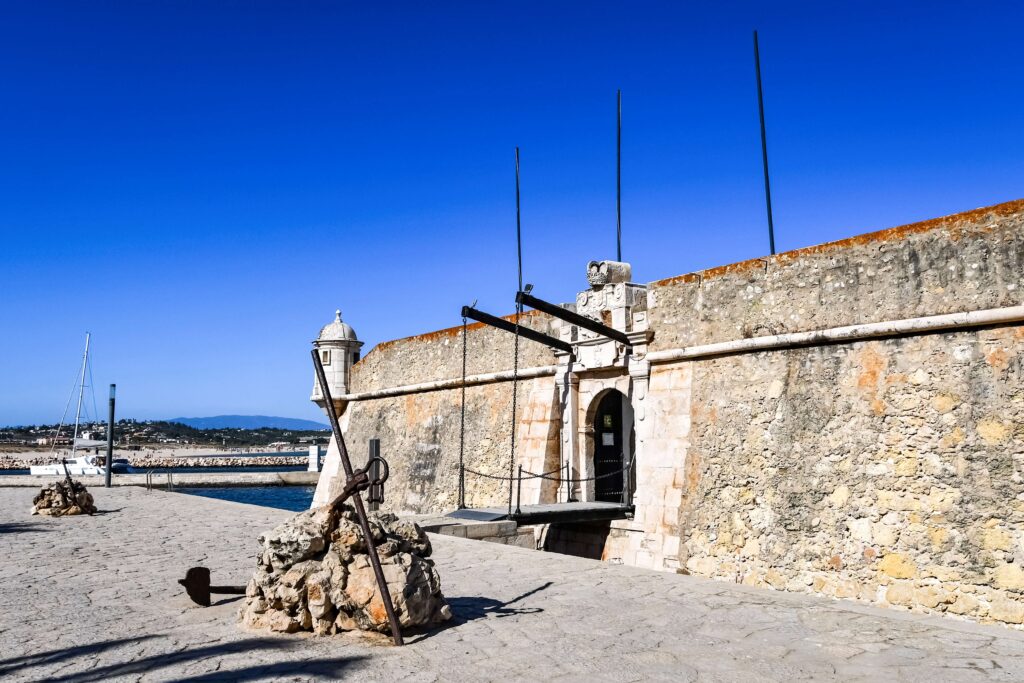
176,486,315,511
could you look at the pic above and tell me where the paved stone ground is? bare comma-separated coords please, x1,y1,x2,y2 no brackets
3,488,1024,682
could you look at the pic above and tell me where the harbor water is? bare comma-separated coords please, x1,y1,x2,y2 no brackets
1,464,316,512
176,485,315,511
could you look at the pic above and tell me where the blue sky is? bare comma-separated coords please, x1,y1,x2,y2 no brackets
2,1,1022,426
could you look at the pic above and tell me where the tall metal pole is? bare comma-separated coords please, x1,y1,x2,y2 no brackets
754,30,776,256
510,147,523,517
105,384,115,488
616,89,622,262
515,146,523,293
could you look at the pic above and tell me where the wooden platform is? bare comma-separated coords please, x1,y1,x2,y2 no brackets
448,501,634,525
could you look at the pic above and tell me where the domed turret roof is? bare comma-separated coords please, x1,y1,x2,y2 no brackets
317,309,357,341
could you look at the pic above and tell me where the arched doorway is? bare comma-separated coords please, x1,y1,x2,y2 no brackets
590,390,635,503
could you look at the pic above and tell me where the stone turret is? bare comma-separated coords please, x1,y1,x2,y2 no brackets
311,310,363,409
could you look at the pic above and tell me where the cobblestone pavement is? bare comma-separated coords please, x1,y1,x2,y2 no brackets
3,488,1024,682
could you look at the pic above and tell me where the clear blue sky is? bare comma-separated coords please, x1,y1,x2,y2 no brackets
2,1,1022,426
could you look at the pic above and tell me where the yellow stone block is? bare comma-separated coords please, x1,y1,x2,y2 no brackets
947,592,979,615
932,394,958,413
765,569,786,590
939,428,966,451
927,526,949,549
914,586,948,609
993,563,1024,590
977,417,1011,445
835,580,859,599
894,457,918,477
885,582,914,606
982,527,1014,551
879,553,918,579
989,596,1024,624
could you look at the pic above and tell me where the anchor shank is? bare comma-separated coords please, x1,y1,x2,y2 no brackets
313,349,405,646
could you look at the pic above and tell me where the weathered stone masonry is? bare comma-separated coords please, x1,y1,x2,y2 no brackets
315,198,1024,626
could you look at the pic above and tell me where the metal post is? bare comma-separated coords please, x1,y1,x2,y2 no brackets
368,438,381,512
753,30,776,256
105,384,115,488
458,462,465,510
458,315,467,510
564,461,570,503
623,458,632,506
515,464,523,516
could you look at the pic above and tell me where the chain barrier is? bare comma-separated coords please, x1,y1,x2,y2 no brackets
463,452,636,485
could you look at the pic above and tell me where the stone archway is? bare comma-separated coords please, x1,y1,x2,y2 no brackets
586,389,635,504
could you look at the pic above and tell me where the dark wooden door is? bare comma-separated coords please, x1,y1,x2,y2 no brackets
594,392,625,503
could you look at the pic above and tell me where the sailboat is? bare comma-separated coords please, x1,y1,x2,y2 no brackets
30,333,131,476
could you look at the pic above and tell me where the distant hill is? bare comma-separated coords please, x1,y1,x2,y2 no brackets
168,415,329,431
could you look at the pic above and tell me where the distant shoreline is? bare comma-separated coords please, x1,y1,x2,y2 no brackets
0,445,315,470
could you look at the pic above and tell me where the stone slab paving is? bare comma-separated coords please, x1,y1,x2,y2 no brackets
2,488,1024,682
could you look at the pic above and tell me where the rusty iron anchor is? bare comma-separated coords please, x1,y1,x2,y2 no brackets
177,456,389,606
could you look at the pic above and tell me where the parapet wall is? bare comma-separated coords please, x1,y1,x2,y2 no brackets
648,200,1023,350
350,310,555,392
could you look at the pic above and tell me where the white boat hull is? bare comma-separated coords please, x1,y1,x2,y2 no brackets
30,455,130,476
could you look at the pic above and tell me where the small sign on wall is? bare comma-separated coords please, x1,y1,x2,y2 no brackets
601,432,615,446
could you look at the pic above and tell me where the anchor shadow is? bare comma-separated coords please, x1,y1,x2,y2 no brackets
404,580,553,643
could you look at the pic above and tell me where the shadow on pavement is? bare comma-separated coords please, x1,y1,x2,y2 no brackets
29,637,313,683
406,580,554,643
0,521,52,534
0,635,161,677
169,656,366,682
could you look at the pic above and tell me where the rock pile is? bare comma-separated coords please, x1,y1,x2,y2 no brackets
31,479,97,516
241,504,450,636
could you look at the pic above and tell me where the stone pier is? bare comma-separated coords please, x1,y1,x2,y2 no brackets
4,486,1024,681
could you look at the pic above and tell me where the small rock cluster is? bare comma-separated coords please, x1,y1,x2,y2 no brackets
241,504,450,636
31,479,97,516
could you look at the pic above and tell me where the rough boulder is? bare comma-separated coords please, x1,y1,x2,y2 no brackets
31,479,97,516
241,504,450,636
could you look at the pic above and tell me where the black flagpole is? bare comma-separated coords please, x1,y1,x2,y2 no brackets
616,89,622,262
515,146,523,292
754,30,776,256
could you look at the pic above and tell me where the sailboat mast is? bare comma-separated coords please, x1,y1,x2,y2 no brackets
70,333,91,458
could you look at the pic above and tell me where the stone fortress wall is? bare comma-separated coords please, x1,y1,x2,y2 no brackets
315,198,1024,626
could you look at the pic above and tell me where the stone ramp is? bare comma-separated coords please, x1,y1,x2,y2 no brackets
3,486,1024,682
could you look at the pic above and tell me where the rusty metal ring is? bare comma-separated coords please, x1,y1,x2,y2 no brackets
367,456,389,486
